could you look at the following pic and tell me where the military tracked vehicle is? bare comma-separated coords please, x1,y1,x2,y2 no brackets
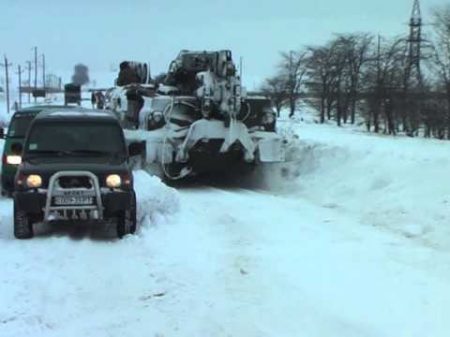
107,51,285,180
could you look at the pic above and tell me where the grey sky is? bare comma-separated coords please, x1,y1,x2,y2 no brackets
0,0,447,88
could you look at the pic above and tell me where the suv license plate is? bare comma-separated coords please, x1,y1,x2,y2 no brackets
54,196,93,206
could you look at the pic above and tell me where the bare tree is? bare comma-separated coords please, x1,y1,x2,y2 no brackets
279,50,309,118
306,36,368,127
363,37,406,134
261,75,286,116
328,37,350,126
338,34,373,124
305,45,336,123
262,6,450,141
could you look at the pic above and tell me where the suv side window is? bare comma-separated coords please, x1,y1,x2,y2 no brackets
7,115,35,138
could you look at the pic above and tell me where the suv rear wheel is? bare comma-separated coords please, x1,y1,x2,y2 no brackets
13,202,34,239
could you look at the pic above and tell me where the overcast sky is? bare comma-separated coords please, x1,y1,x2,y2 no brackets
0,0,448,88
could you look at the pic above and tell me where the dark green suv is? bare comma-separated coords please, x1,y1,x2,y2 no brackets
13,108,143,239
1,105,72,196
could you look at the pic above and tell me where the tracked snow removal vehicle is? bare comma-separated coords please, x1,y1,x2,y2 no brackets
108,51,285,180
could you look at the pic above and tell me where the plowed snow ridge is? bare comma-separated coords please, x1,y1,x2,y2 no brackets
276,118,450,250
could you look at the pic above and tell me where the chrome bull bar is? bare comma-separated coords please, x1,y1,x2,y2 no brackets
44,171,103,222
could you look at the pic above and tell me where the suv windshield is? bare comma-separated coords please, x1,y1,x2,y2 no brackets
7,115,36,138
24,121,126,160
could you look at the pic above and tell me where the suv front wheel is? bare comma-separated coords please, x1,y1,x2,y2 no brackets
116,193,137,239
13,202,34,239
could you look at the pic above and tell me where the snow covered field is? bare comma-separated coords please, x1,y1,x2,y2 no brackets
0,109,450,336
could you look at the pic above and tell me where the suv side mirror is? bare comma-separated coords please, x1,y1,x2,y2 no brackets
128,141,145,157
0,127,4,139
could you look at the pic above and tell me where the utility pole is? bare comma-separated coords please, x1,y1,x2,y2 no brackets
41,53,46,89
405,0,424,89
0,56,12,114
16,65,25,109
33,46,38,102
402,0,425,135
26,61,32,103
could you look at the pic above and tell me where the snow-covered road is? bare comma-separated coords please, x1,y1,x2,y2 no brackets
1,178,449,336
1,118,450,337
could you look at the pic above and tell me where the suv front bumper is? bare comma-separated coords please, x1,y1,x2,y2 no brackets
14,189,133,220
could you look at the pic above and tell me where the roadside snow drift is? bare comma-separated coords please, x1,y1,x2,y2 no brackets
133,170,180,229
275,117,450,251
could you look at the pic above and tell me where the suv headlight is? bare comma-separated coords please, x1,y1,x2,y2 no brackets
147,111,164,130
262,112,275,125
26,175,42,188
6,155,22,165
153,111,163,122
106,174,121,188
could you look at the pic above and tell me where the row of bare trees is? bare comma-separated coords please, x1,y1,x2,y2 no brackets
262,5,450,139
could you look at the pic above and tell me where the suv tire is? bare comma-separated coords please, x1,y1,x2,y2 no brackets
129,192,137,234
14,202,34,239
116,194,137,238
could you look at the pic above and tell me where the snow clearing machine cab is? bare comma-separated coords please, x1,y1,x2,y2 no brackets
107,61,155,128
108,50,285,180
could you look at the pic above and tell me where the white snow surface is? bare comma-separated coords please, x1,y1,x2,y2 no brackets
0,109,449,336
277,115,450,251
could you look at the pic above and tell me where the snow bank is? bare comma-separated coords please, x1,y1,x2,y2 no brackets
276,118,450,250
133,170,180,230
